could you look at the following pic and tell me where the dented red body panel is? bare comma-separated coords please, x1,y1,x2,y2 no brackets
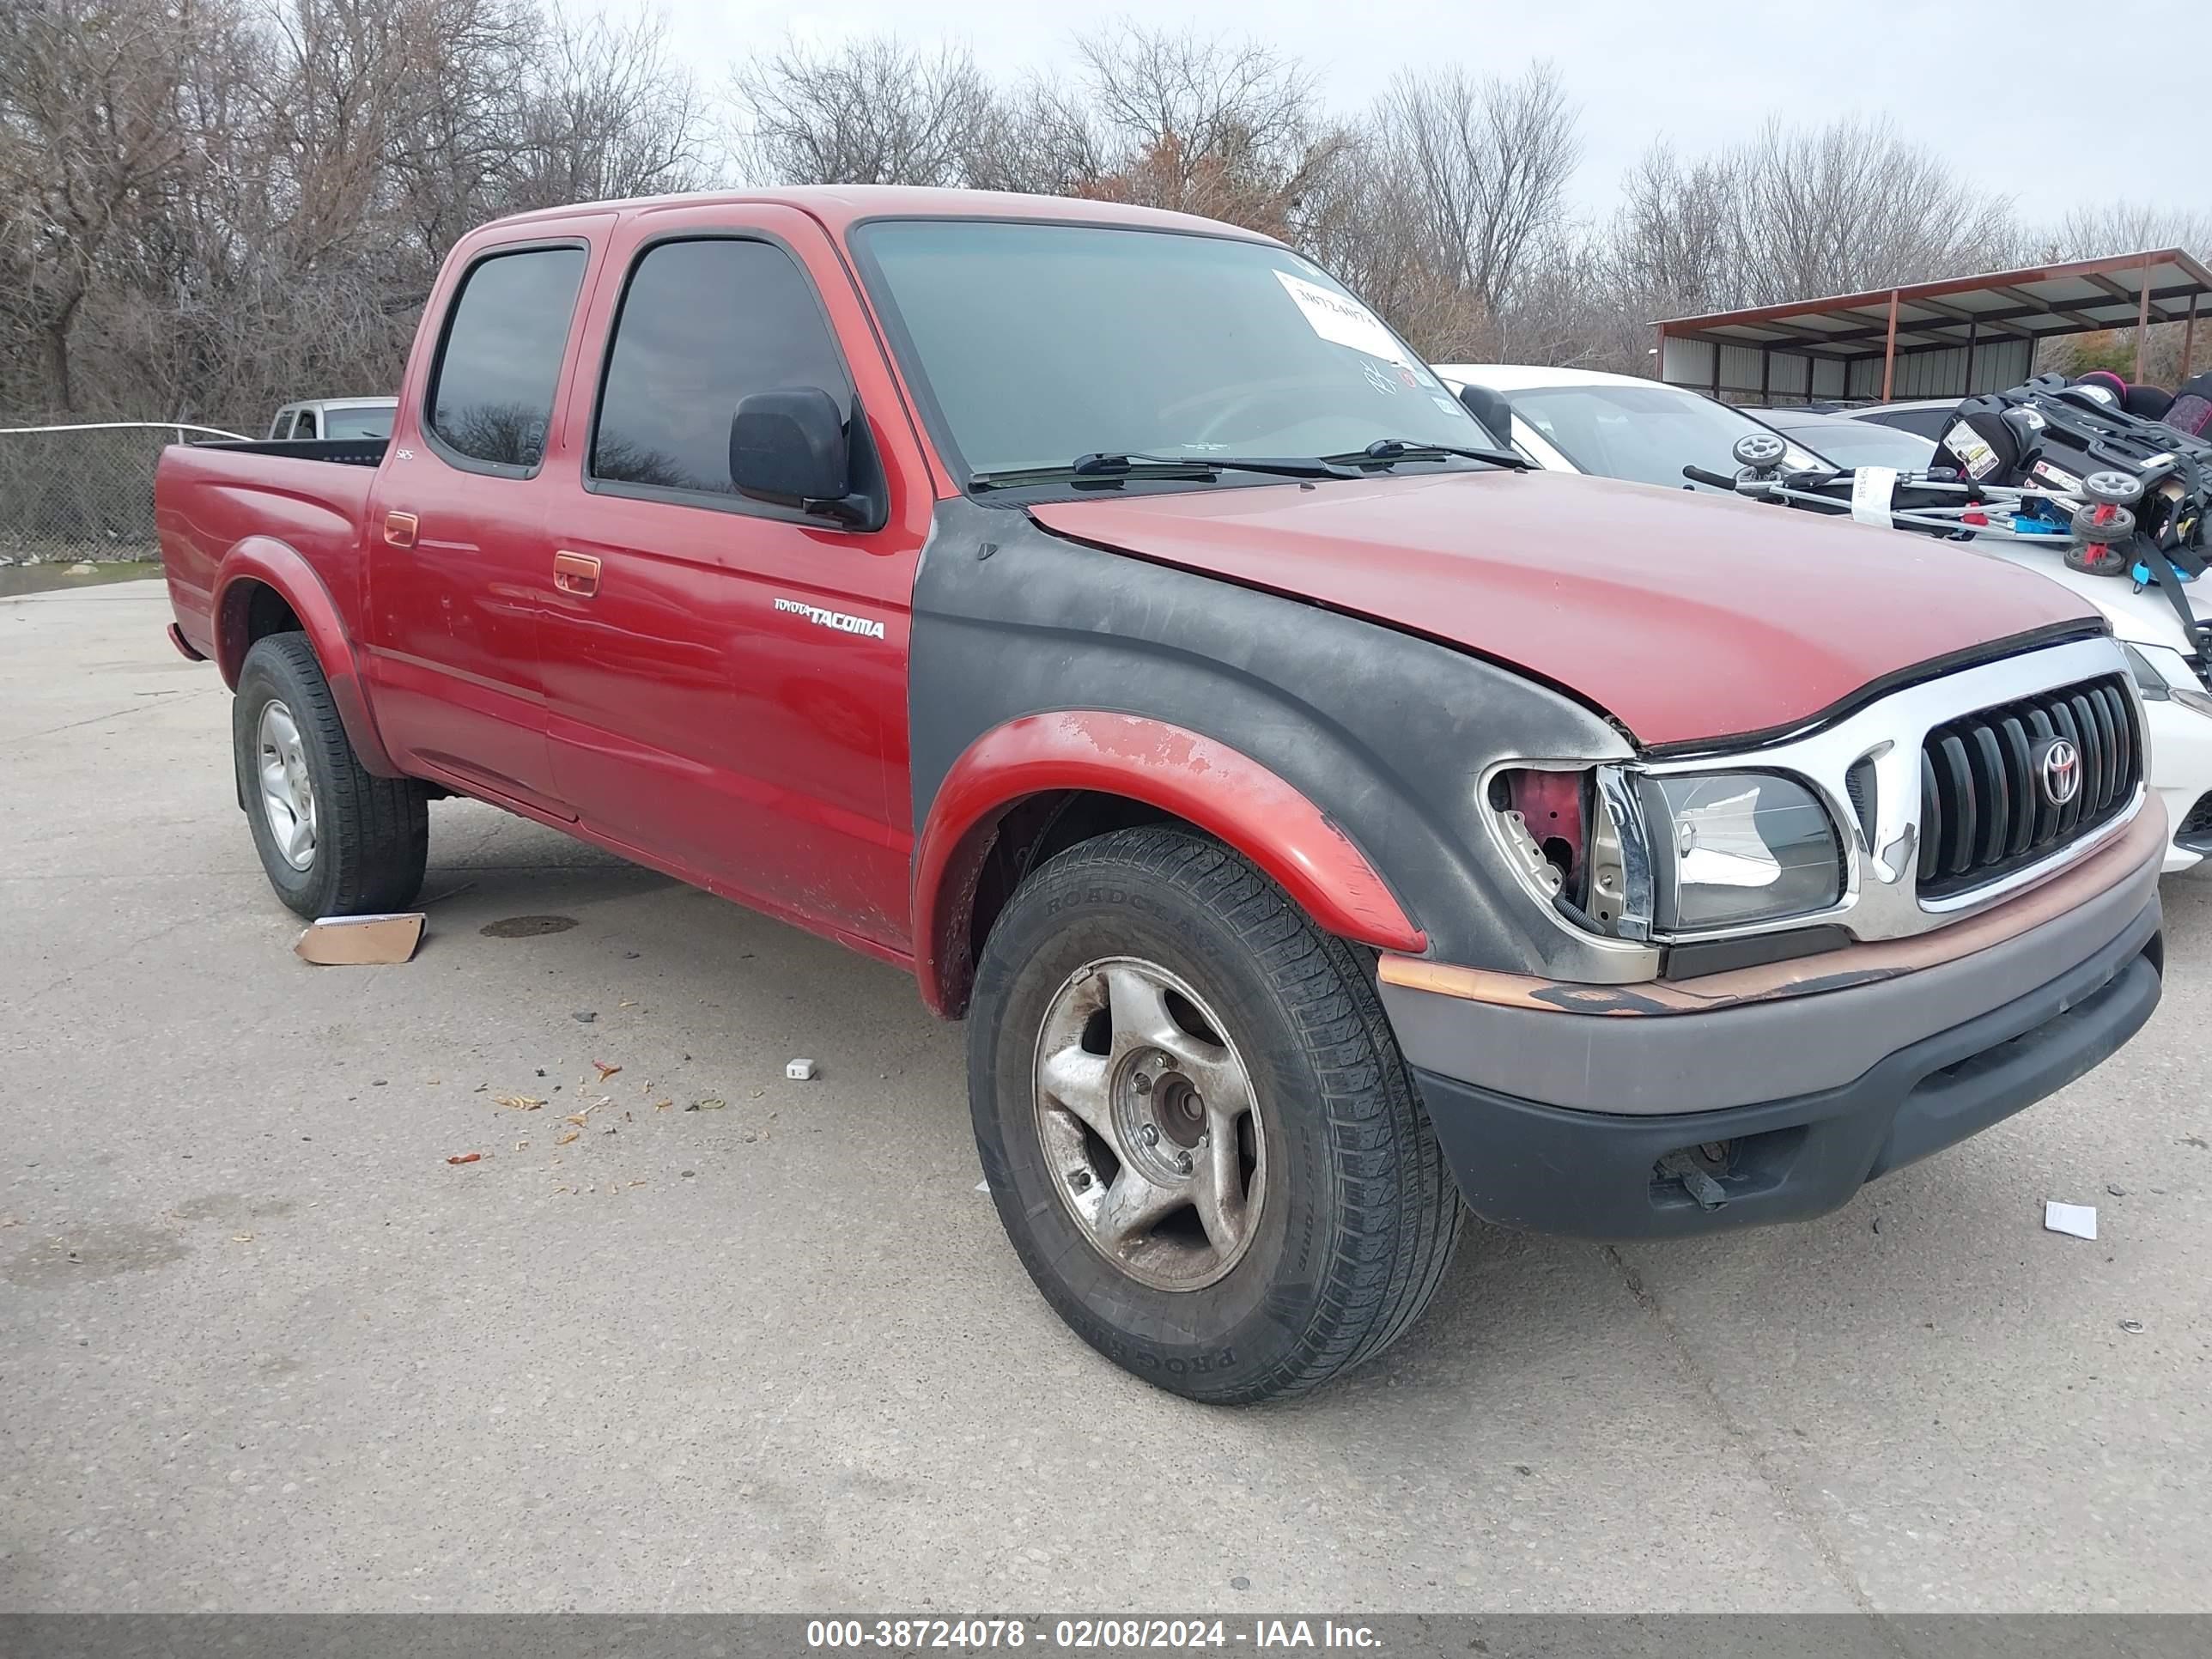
914,712,1426,1012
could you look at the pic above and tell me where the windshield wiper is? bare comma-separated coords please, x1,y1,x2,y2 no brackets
969,451,1359,493
1325,437,1528,471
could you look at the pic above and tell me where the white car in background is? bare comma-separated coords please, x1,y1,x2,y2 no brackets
1438,362,2212,873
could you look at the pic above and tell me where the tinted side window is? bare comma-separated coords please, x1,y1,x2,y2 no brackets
295,410,318,439
592,239,849,495
429,246,587,470
1872,408,1951,440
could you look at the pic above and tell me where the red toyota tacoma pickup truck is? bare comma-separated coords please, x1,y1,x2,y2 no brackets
157,187,2166,1402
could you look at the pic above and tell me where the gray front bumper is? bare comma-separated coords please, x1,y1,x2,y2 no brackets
1379,829,2163,1116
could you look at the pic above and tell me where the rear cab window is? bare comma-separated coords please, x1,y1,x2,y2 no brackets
425,244,589,475
325,406,393,441
588,235,853,509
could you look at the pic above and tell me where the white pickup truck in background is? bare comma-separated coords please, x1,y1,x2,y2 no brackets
264,397,397,441
1440,362,2212,873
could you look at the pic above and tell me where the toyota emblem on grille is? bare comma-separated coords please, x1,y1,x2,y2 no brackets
2037,737,2081,807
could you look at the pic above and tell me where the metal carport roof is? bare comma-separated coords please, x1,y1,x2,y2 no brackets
1657,249,2212,404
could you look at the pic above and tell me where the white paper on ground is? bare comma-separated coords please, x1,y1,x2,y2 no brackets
2044,1200,2098,1240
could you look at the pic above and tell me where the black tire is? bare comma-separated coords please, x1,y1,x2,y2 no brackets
969,825,1463,1404
234,632,428,919
2068,503,2136,552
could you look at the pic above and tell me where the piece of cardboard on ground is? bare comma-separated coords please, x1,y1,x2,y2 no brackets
295,912,425,966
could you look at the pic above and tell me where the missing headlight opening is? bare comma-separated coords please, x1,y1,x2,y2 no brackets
1497,768,1652,939
1504,769,1585,894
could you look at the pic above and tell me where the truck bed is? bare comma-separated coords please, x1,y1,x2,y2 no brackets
200,436,389,467
155,440,380,659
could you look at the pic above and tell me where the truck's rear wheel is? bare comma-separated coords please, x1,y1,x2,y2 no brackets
969,825,1462,1403
234,633,428,919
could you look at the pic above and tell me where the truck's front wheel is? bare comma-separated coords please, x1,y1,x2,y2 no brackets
234,633,428,919
969,826,1462,1403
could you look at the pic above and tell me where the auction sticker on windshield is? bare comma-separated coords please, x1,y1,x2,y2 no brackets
1275,270,1414,368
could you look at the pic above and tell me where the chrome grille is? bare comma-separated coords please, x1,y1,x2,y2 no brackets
1917,672,2138,898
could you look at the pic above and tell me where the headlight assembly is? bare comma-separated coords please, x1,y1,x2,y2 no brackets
1492,642,2146,958
1492,764,1842,941
2124,641,2212,719
1641,771,1843,931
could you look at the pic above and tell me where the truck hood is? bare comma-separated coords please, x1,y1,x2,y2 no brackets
1025,468,2102,747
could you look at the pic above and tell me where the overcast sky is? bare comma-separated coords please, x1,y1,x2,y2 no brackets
620,0,2212,225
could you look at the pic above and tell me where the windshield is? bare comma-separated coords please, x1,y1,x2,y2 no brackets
1509,384,1818,489
1778,420,1936,471
325,405,395,441
852,221,1498,482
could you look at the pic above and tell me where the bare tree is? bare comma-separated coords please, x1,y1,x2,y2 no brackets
1370,63,1579,319
0,0,717,428
1609,143,1742,318
1054,23,1350,245
1498,227,1652,371
2022,206,2212,386
376,0,547,260
1588,116,2027,379
2045,202,2212,263
18,11,2201,434
1610,116,2023,316
964,73,1102,197
1731,115,2016,302
505,7,712,209
0,0,227,410
730,35,996,187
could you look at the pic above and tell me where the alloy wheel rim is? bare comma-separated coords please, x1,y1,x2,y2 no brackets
1030,956,1267,1292
256,699,317,872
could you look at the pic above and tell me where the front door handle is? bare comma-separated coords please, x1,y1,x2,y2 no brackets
552,550,601,598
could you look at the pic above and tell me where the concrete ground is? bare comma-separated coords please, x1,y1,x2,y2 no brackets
3,580,2208,1614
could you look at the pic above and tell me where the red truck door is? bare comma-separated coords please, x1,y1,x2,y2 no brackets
363,230,605,817
534,206,934,957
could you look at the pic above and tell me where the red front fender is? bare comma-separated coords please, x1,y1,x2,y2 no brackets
212,538,400,777
911,711,1426,1016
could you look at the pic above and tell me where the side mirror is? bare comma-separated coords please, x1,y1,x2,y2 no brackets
1455,381,1514,447
730,386,856,517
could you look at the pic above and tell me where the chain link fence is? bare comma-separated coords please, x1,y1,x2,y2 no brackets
0,422,247,568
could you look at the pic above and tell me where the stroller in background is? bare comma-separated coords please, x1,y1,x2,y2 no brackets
1687,372,2212,663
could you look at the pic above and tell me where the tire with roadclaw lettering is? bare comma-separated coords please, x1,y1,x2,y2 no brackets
234,632,429,919
969,824,1463,1403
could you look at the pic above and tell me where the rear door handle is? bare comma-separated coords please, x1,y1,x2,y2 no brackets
552,550,601,598
383,511,417,549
